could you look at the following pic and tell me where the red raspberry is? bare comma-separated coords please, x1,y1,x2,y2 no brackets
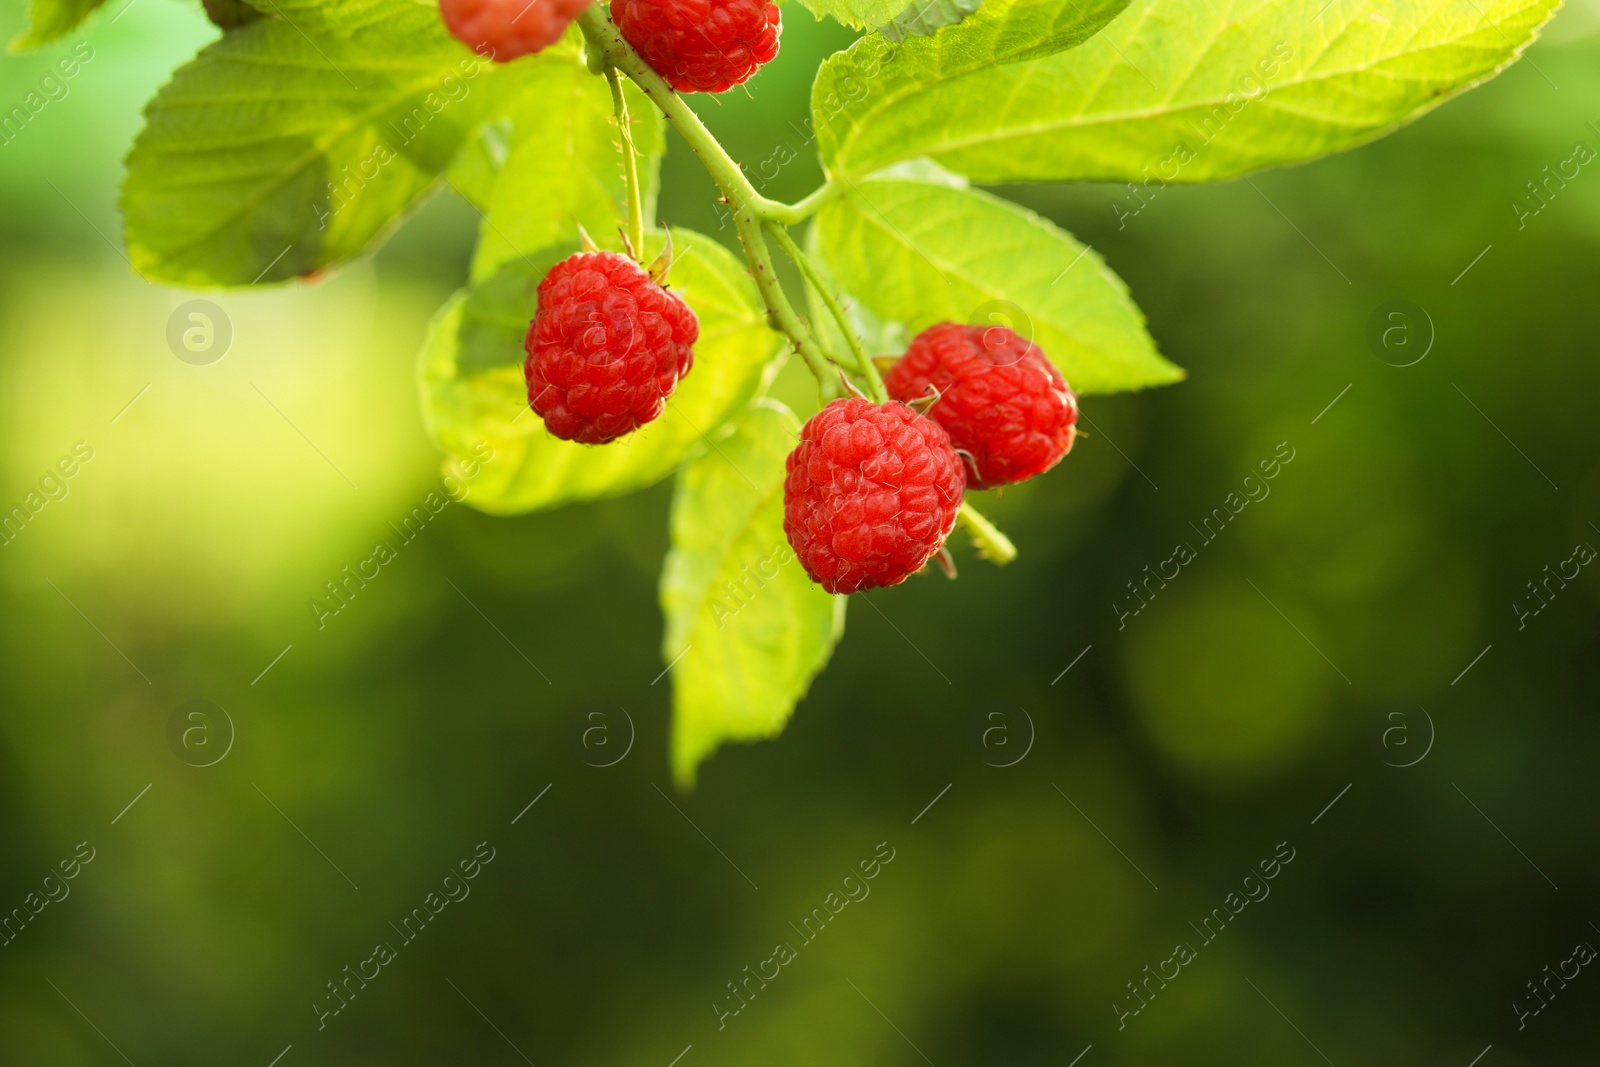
524,251,698,445
610,0,781,94
783,398,966,594
439,0,591,62
885,322,1079,489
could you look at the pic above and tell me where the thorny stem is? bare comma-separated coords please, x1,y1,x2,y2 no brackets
734,211,835,397
577,6,831,227
579,5,842,399
763,221,884,402
957,500,1018,565
603,65,647,259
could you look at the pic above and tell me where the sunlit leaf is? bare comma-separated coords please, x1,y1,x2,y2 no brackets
120,0,553,286
793,0,901,30
795,0,985,35
880,0,985,43
468,59,663,281
815,177,1180,394
812,0,1128,173
660,399,845,787
818,0,1562,182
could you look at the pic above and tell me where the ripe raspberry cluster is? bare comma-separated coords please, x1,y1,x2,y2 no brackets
439,0,592,61
459,0,1079,594
524,251,698,445
783,323,1080,593
518,239,1077,593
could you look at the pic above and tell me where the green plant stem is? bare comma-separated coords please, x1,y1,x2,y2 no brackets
957,500,1017,565
763,221,884,402
783,182,842,221
733,212,835,396
603,66,647,259
578,5,840,395
576,6,830,226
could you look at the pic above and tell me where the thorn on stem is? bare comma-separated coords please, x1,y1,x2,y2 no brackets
836,369,868,399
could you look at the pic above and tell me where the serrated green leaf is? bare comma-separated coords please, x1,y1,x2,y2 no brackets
660,399,845,788
814,177,1181,394
420,227,785,514
793,0,900,30
469,61,663,281
202,0,264,30
819,0,1562,182
811,0,1128,172
796,0,985,35
880,0,985,42
9,0,105,51
120,0,550,287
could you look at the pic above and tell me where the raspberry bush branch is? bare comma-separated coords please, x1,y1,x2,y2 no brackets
57,0,1559,781
574,5,830,228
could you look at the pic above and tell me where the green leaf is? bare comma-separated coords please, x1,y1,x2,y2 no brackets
238,0,439,29
120,0,544,287
659,399,845,788
880,0,985,43
811,0,1128,174
818,0,1562,182
9,0,105,51
419,227,785,514
793,0,900,30
794,0,984,34
446,116,514,212
469,61,663,281
202,0,265,30
814,176,1181,394
454,242,577,376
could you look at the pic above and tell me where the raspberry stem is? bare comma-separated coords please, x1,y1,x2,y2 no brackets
763,221,885,403
734,211,836,396
575,6,833,226
957,500,1018,565
603,65,647,260
575,6,851,398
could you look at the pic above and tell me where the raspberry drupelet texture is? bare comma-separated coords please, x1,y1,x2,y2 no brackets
885,322,1079,489
783,398,966,594
610,0,781,93
439,0,590,62
524,251,698,445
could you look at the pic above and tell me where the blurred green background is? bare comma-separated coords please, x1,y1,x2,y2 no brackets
3,0,1599,1063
